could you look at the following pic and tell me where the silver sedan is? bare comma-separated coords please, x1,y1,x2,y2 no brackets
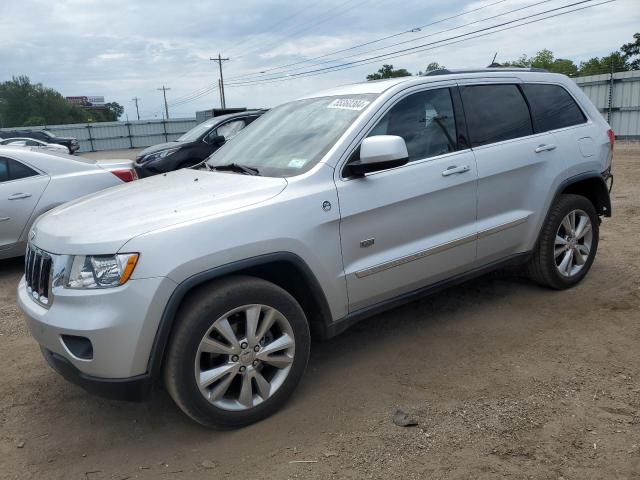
0,147,137,259
0,137,70,154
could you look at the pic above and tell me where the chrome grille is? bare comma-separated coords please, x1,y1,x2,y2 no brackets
25,245,53,307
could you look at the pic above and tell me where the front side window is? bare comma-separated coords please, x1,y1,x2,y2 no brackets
368,88,457,161
461,84,533,147
522,83,586,132
207,94,377,177
216,119,245,141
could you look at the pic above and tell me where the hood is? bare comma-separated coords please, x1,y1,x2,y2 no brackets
31,168,287,255
137,141,186,159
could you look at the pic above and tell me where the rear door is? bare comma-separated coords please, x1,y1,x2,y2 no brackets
459,82,565,265
0,157,49,251
337,86,478,311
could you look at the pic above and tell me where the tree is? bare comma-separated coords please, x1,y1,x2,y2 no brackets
621,32,640,70
0,76,89,127
104,102,124,121
578,51,629,76
417,62,446,75
503,49,579,76
366,64,412,81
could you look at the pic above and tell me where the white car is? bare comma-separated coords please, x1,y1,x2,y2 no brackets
0,148,137,260
0,137,70,154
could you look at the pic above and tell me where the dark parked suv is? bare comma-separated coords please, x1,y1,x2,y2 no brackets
0,129,79,154
134,110,265,177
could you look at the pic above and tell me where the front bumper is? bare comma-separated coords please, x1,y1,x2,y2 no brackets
41,347,152,401
18,274,177,384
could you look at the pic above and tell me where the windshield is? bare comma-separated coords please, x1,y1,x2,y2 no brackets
177,118,218,142
206,94,377,177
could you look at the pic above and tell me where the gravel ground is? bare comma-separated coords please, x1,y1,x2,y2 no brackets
0,144,638,480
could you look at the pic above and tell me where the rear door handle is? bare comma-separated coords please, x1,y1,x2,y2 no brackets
442,165,470,176
8,193,32,200
535,144,557,153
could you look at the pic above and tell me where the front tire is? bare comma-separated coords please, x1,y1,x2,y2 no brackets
164,276,310,428
527,194,599,289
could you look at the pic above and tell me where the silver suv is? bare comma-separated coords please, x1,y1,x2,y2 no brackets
18,69,614,427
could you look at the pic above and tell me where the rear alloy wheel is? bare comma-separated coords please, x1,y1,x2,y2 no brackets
553,209,594,278
527,194,599,289
164,276,310,428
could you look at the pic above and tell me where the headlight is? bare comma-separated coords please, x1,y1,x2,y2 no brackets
140,147,180,163
64,253,139,289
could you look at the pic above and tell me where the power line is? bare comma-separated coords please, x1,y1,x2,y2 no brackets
228,0,553,83
165,0,518,107
225,0,607,87
232,0,372,60
226,0,509,81
225,0,325,57
157,86,171,119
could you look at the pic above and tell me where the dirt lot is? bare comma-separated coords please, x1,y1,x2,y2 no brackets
1,144,639,480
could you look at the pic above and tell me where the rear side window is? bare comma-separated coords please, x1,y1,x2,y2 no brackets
0,158,8,182
522,84,586,132
0,157,39,181
461,84,533,147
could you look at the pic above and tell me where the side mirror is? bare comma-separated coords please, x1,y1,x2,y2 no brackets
346,135,409,176
205,134,225,145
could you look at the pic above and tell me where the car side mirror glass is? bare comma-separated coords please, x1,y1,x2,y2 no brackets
346,135,409,176
205,134,225,145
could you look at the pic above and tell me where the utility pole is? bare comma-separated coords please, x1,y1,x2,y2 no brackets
210,54,230,109
157,86,171,119
131,97,141,120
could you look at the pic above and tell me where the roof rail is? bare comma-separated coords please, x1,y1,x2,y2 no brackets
423,67,549,76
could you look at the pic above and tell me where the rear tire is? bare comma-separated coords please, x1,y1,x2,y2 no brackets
527,194,599,289
164,276,310,428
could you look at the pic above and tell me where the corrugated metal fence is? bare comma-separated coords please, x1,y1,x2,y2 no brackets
2,70,639,151
1,118,197,153
574,70,640,139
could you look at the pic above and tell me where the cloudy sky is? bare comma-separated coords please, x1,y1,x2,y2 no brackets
1,0,638,120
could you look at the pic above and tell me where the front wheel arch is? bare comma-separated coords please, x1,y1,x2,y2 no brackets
147,253,332,381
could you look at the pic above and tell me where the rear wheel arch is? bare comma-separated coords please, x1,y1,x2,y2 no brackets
558,173,611,217
148,252,332,379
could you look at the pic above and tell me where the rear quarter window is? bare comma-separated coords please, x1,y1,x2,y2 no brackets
460,84,533,147
522,83,587,132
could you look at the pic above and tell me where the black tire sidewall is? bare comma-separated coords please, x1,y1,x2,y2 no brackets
168,278,310,428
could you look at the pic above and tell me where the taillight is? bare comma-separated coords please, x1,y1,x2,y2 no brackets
607,129,615,151
111,169,138,183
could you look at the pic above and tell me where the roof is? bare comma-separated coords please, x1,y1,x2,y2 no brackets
300,67,563,99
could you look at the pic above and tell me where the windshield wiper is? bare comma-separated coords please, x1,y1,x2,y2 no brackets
208,163,260,176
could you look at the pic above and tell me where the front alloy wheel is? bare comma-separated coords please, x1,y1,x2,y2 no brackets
164,276,310,428
195,304,295,410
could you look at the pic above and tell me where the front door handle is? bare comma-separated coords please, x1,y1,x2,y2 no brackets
8,193,32,200
535,144,557,153
442,165,470,176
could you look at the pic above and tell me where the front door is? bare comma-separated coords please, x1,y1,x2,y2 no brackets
336,87,478,311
